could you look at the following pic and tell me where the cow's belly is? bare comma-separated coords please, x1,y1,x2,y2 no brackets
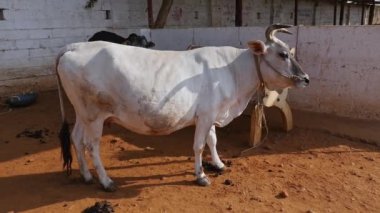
110,114,195,136
109,90,198,135
110,109,196,136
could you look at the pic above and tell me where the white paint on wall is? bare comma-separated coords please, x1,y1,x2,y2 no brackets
290,25,380,120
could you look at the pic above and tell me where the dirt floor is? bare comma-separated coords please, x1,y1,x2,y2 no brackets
0,91,379,213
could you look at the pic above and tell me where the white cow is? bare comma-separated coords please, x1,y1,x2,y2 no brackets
56,24,309,191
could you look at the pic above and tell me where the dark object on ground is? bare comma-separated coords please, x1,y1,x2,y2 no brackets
6,91,38,107
88,31,155,48
222,159,232,167
17,128,49,139
202,159,232,173
16,128,49,139
276,190,289,199
224,179,233,186
82,200,114,213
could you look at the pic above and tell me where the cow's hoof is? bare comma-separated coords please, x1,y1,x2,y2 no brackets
196,177,211,187
215,166,226,173
83,177,94,185
103,182,117,192
202,161,226,173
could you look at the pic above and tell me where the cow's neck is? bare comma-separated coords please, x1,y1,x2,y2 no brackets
229,49,262,109
213,49,262,127
232,49,262,102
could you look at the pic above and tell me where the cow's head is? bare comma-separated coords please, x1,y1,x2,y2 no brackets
248,24,309,90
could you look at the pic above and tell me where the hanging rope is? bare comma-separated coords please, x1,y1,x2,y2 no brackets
240,55,269,155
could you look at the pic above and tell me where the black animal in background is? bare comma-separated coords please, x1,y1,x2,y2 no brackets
88,31,155,48
88,31,125,44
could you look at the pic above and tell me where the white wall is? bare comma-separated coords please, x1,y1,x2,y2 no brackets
292,25,380,121
0,0,214,95
144,26,380,121
0,0,135,95
145,26,296,51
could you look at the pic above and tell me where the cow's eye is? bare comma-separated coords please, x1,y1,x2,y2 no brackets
278,51,289,59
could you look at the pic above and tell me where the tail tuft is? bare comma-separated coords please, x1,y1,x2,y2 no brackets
59,120,72,175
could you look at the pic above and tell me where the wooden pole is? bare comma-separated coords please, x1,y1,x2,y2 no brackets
147,0,154,28
333,0,338,25
294,0,298,25
153,0,173,29
369,0,375,25
235,0,242,26
312,0,318,26
339,0,346,25
361,0,366,25
269,0,274,24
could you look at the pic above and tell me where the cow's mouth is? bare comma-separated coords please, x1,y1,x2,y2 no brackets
294,76,310,88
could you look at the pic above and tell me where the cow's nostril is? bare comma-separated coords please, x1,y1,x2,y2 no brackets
304,77,310,84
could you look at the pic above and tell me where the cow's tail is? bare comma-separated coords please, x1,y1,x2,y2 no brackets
55,47,72,175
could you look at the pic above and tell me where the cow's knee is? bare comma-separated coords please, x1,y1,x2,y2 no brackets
193,144,204,154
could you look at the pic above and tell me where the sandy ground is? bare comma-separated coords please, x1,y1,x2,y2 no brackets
0,91,379,213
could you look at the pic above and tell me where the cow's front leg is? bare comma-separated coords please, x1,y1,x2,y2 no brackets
193,119,212,186
206,125,225,171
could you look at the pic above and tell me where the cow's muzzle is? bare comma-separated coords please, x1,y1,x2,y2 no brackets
295,74,310,88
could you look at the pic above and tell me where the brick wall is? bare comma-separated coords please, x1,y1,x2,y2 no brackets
0,0,119,95
0,0,215,95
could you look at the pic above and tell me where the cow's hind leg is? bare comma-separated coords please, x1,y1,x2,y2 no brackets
193,119,213,186
206,125,225,171
83,119,116,192
71,118,93,183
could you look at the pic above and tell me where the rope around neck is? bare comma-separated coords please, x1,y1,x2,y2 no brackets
240,55,269,155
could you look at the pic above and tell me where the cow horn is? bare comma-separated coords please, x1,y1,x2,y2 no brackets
265,24,293,42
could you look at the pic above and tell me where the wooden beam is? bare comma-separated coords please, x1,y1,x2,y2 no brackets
235,0,242,26
294,0,298,25
153,0,173,29
339,0,346,25
270,0,274,24
312,0,318,26
361,0,366,25
333,0,338,25
369,0,375,25
147,0,154,28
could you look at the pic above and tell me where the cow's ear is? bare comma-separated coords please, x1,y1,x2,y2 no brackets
290,47,296,56
248,40,267,55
